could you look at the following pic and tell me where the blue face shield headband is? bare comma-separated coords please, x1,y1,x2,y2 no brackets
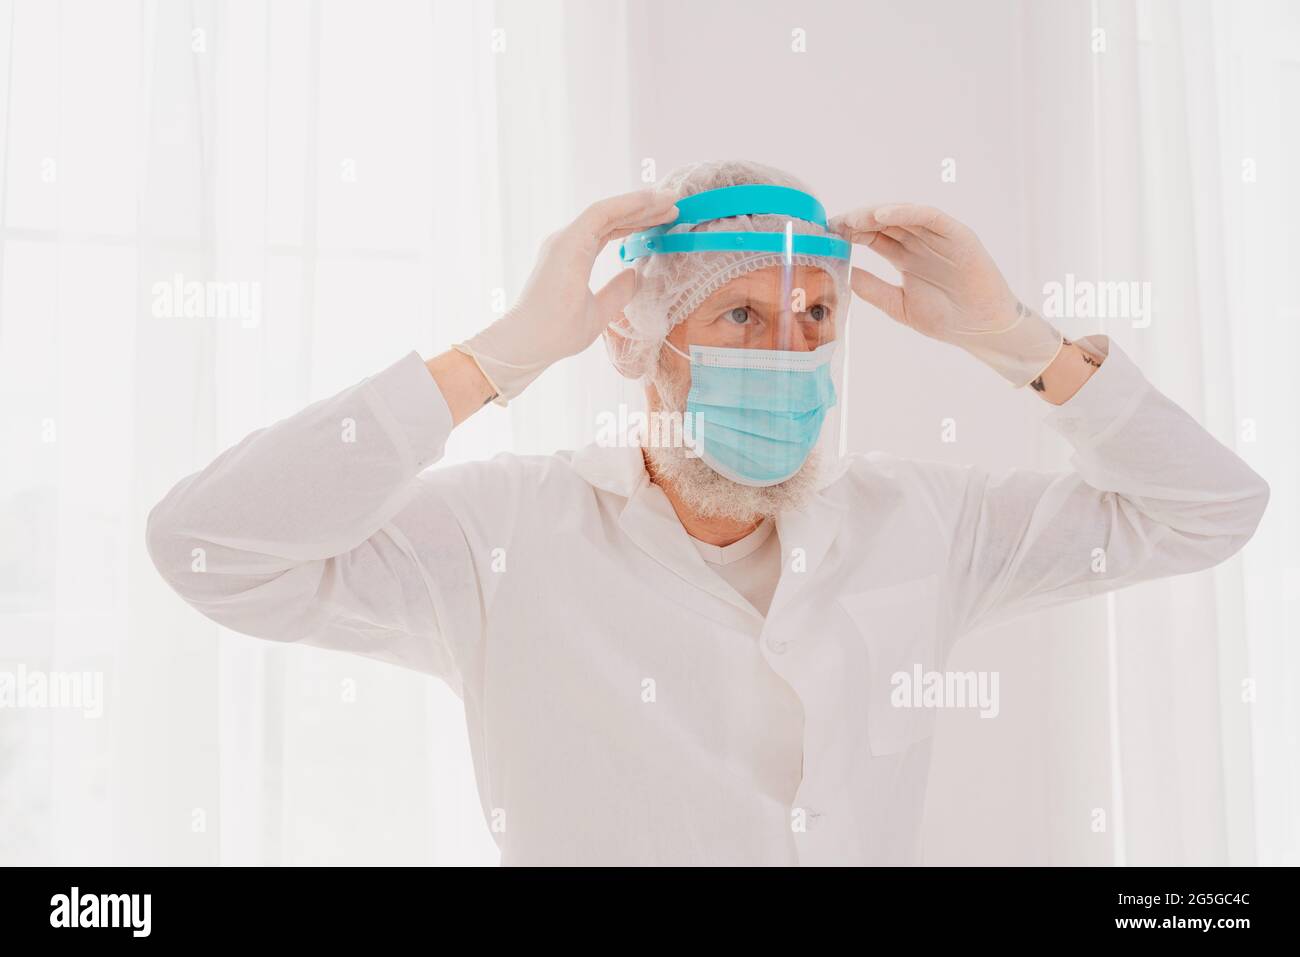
619,184,851,263
621,184,848,488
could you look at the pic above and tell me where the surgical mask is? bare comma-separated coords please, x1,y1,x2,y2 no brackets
663,339,838,487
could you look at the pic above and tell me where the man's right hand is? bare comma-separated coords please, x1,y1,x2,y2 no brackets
443,188,680,411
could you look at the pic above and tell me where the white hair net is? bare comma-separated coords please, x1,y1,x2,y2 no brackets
606,160,851,379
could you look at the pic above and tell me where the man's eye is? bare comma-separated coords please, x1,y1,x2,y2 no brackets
808,303,830,321
724,306,751,325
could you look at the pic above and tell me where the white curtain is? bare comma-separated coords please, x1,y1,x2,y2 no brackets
1009,0,1297,867
1,0,1293,866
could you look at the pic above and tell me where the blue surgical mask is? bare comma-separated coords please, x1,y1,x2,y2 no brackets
663,340,838,487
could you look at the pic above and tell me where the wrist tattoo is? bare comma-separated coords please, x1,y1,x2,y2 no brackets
1065,337,1103,368
1031,337,1102,392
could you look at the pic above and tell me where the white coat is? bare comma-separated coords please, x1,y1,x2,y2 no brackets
146,337,1269,865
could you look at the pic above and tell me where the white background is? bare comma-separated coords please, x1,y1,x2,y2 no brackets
0,0,1295,865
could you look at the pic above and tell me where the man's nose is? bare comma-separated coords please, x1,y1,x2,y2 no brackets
768,317,814,352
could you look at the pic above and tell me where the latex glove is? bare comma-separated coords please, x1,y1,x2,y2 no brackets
455,188,680,404
828,203,1064,387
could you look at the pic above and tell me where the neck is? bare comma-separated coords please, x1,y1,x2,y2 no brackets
642,448,763,546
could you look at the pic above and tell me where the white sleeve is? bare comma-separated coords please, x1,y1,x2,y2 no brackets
922,336,1270,639
145,351,486,692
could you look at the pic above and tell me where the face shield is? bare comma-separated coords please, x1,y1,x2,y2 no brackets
617,184,852,487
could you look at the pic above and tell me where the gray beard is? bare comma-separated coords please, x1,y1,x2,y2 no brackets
644,442,824,523
643,366,823,524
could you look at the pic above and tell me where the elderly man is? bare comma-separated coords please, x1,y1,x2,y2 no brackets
147,160,1269,866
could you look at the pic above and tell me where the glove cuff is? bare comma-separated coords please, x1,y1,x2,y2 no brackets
455,313,552,405
951,305,1065,388
450,343,510,407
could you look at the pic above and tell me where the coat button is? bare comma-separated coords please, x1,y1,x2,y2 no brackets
766,636,789,654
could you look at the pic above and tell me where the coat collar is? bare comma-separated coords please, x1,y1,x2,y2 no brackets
566,443,861,620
